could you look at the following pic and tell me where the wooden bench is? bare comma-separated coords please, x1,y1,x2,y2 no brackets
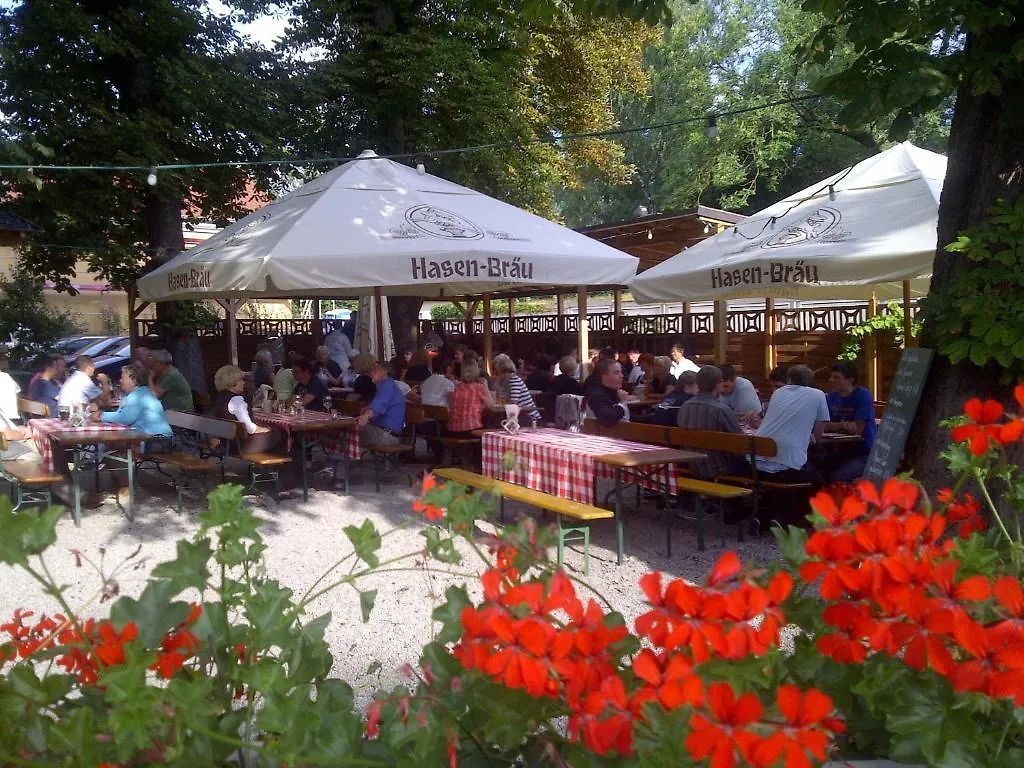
419,404,481,469
155,411,238,511
17,397,51,420
585,419,811,536
434,467,613,575
0,433,64,510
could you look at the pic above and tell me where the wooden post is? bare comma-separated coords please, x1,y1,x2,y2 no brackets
216,299,241,367
764,297,775,374
483,294,493,375
682,301,691,339
577,287,590,378
312,299,323,350
556,293,565,334
902,280,914,347
866,290,879,396
128,288,140,354
714,300,728,364
613,288,622,335
373,286,385,359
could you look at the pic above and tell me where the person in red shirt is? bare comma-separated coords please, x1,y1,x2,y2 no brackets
447,360,494,436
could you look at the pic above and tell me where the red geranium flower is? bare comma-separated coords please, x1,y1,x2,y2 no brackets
952,398,1006,455
752,686,845,768
685,682,763,768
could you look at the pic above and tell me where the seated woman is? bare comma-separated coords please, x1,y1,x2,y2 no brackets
638,353,676,395
404,349,432,384
97,364,173,454
447,361,494,437
213,365,278,453
492,353,540,424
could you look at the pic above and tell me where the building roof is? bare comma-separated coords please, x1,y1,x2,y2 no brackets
577,205,745,272
0,209,42,233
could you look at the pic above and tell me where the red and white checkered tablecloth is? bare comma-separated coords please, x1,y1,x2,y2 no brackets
251,410,360,458
28,419,137,472
481,427,679,505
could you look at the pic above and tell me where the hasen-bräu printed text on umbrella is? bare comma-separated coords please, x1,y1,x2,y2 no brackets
710,261,820,290
167,268,212,293
410,256,535,282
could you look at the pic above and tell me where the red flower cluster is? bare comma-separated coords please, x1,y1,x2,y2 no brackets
448,548,844,763
412,473,446,520
0,604,203,686
950,386,1024,456
804,479,1024,706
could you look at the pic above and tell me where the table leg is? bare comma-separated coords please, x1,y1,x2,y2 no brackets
72,467,82,527
125,448,135,522
300,434,309,502
614,467,624,565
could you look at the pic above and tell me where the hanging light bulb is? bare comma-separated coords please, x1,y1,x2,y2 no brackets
703,223,712,234
146,167,158,186
707,116,719,138
828,184,836,201
647,229,653,240
416,162,426,175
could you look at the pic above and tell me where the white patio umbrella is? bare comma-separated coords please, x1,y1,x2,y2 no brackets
628,142,945,303
137,150,639,302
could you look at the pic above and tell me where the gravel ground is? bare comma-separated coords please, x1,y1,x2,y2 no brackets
0,461,782,703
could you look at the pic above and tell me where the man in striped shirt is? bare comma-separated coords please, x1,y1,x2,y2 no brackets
677,365,747,479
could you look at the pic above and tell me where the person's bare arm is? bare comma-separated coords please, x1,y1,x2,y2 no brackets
813,421,826,443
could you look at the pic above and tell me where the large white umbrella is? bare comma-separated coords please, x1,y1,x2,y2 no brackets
628,142,945,303
137,150,639,302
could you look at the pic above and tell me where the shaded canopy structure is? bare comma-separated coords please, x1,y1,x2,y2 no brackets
137,151,638,302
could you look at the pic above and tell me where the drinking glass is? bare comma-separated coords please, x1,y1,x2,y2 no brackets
58,405,70,422
323,395,333,413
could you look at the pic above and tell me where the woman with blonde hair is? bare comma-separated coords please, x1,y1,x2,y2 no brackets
213,365,278,452
253,348,275,389
492,353,539,422
351,353,378,401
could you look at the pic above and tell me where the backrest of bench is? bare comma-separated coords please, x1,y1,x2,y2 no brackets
599,420,672,446
663,427,777,458
18,397,50,418
421,404,451,423
337,400,364,418
165,410,240,441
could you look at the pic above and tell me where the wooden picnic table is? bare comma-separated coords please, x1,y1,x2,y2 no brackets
250,410,359,499
28,419,149,526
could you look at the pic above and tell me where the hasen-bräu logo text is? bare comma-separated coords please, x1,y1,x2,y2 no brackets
711,260,820,290
167,268,212,293
410,256,534,281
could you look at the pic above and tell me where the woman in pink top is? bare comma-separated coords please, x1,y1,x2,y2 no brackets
447,361,494,436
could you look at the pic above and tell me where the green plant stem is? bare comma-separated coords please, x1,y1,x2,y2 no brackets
292,549,429,616
300,525,409,605
973,467,1016,547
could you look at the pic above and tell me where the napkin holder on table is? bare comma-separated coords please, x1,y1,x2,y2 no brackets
501,404,521,434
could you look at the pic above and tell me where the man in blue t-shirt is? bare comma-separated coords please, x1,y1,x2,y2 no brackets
357,362,406,447
822,361,876,481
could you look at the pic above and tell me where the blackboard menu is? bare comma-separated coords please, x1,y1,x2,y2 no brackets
863,347,935,484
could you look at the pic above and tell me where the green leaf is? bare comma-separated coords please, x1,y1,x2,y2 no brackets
0,503,63,566
359,589,377,623
772,525,808,565
343,519,381,568
244,579,294,643
151,537,213,593
110,580,192,649
431,585,472,644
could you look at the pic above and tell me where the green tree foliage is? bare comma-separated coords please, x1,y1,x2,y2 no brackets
0,262,80,367
0,0,284,289
557,0,951,227
278,0,661,217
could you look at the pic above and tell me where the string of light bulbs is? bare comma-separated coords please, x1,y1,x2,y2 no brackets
0,93,822,184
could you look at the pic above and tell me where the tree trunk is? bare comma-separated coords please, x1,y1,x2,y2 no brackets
148,193,207,393
388,296,423,353
905,26,1024,490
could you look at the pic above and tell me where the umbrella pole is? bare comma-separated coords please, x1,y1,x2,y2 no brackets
483,294,493,374
374,287,385,360
577,287,589,379
902,280,914,347
764,297,775,374
714,300,728,364
866,290,879,396
216,299,241,367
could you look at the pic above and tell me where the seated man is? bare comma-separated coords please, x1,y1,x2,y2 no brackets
753,364,829,526
677,366,747,479
357,362,407,447
27,353,65,417
292,358,330,411
0,347,22,425
718,364,763,416
585,357,631,428
668,339,700,378
149,349,195,412
639,370,698,426
821,361,876,481
59,355,111,411
418,355,455,407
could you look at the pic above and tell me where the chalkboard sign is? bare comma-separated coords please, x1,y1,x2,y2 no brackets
863,347,935,484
